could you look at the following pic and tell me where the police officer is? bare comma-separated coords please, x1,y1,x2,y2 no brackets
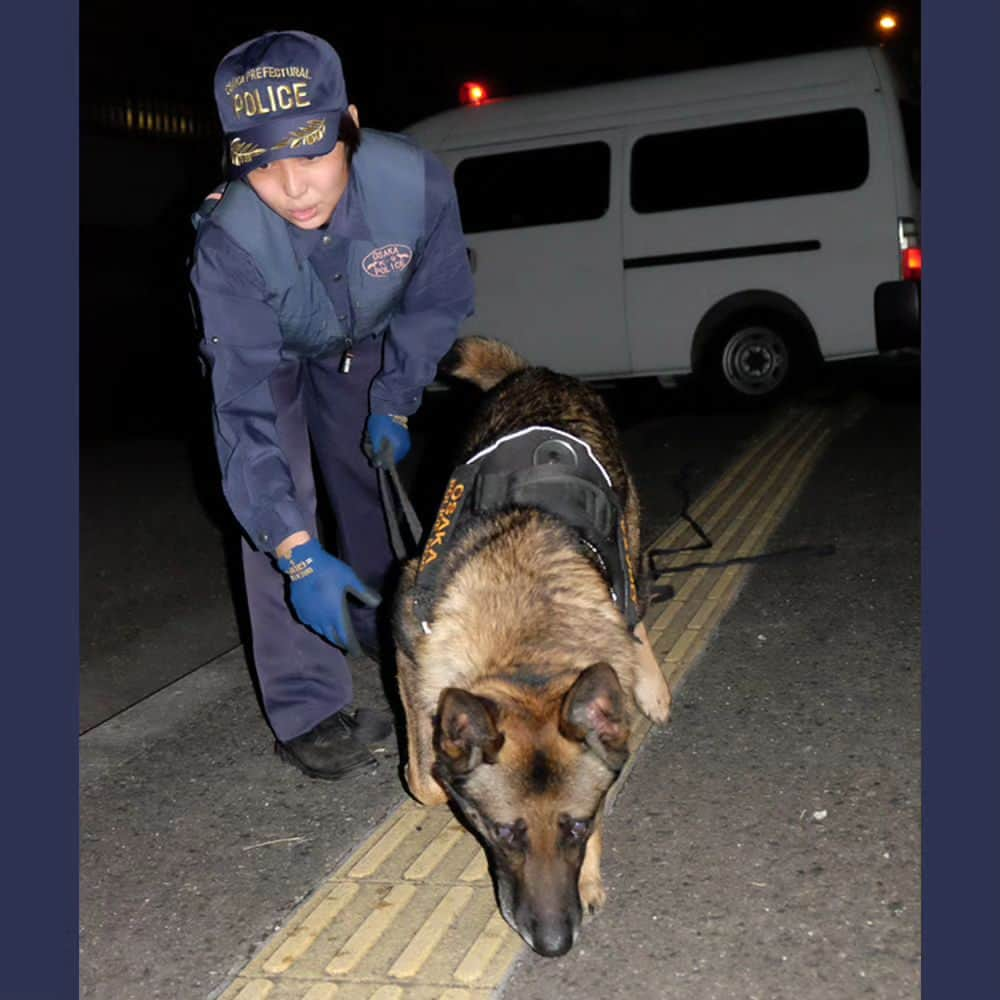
190,30,474,780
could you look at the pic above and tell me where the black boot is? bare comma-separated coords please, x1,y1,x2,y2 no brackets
348,706,395,746
275,711,378,780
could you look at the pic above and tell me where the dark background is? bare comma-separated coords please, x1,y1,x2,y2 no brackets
79,0,920,441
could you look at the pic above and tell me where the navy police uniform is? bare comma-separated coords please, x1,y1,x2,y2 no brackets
189,31,474,745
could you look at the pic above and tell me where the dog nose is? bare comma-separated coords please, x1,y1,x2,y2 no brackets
529,916,575,957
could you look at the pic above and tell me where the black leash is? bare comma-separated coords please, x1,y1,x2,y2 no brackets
646,462,835,589
649,543,836,577
371,443,424,561
649,462,713,558
372,446,835,605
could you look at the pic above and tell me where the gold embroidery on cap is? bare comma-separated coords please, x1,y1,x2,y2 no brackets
230,138,267,167
270,118,327,151
224,66,312,96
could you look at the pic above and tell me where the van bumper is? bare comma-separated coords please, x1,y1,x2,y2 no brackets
875,280,921,352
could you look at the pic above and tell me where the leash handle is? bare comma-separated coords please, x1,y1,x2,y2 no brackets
375,443,424,560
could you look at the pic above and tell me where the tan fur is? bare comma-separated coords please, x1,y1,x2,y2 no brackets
444,334,529,391
393,337,671,956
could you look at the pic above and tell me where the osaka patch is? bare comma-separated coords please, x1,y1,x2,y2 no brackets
362,244,413,278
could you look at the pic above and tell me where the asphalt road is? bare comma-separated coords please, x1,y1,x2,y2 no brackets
79,354,919,998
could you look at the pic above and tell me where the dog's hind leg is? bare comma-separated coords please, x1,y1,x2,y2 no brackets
397,650,448,807
579,810,607,914
631,621,672,723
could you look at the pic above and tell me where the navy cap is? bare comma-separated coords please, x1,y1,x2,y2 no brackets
214,30,348,178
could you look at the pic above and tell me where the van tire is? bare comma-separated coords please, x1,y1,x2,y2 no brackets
698,314,816,409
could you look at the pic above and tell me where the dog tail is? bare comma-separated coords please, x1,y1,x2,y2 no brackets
442,336,530,391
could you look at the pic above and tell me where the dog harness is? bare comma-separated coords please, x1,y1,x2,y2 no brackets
412,426,640,633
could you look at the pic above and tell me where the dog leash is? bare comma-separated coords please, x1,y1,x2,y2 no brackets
646,462,835,580
371,442,425,561
372,448,834,599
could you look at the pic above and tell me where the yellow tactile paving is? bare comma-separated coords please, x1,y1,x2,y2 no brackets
387,886,476,978
217,400,855,1000
231,981,274,1000
402,821,466,880
262,884,360,975
302,986,340,1000
451,913,515,985
325,884,419,975
348,810,426,878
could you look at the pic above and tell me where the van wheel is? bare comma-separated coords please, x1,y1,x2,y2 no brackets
699,318,811,408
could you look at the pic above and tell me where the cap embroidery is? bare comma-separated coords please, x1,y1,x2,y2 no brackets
229,138,267,167
224,66,312,95
231,81,312,119
271,118,327,151
215,32,348,177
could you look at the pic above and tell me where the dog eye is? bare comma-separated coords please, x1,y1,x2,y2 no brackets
562,818,590,843
495,821,525,849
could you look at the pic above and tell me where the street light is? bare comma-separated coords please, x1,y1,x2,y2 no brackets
877,11,899,35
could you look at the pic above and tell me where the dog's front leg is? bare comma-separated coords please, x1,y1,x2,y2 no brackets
397,650,448,807
404,711,448,807
631,620,672,723
579,810,606,914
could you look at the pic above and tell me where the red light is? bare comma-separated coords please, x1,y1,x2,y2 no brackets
459,81,488,106
902,247,922,280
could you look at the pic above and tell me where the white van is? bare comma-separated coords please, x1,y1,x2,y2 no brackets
406,46,920,404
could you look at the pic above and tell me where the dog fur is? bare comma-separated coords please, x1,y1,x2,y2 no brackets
393,336,671,956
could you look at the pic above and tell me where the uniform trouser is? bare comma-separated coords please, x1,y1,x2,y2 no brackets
240,335,395,742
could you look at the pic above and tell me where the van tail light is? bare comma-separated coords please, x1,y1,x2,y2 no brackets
459,81,488,105
898,216,921,281
901,247,922,281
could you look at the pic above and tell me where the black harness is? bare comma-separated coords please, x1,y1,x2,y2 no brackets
411,426,640,633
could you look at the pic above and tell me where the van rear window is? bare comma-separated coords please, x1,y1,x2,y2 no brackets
631,108,869,213
455,141,611,233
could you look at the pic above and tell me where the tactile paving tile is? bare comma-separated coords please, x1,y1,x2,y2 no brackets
216,400,851,1000
219,802,522,999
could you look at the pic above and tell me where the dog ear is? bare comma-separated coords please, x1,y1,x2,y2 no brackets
436,688,505,774
559,662,629,770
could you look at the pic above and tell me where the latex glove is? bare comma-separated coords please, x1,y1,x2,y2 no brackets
366,414,411,467
277,539,381,654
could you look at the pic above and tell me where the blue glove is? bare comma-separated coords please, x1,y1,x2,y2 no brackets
366,414,411,467
277,539,381,655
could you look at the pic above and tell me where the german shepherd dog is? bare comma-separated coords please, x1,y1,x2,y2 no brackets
393,337,671,957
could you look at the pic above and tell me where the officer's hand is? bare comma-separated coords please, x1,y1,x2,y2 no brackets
277,539,381,655
366,414,411,467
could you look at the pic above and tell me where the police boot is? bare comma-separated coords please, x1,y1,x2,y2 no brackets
275,710,382,780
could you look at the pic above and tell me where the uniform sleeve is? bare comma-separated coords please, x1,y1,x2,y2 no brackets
368,151,475,416
189,225,308,553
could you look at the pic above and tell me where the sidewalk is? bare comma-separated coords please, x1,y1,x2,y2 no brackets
80,643,405,999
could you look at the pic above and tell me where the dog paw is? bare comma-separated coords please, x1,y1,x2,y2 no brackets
634,674,672,724
579,874,606,915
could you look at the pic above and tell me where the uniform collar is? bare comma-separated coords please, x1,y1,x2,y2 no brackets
285,166,372,262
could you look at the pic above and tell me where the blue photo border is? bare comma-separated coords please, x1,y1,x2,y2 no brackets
1,0,80,995
2,1,993,996
922,0,1000,995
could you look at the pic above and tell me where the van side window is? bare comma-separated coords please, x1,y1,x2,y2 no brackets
631,108,869,213
455,141,611,233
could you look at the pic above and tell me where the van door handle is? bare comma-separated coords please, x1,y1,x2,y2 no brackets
466,246,477,273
